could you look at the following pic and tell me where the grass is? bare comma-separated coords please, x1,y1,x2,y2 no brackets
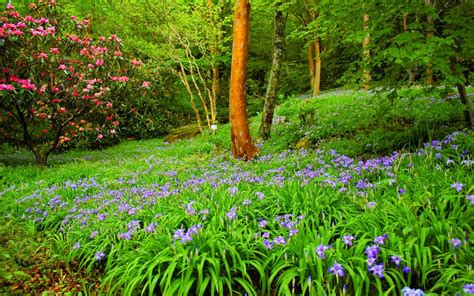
0,88,473,295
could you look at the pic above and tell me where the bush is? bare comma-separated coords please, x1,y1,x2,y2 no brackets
0,1,144,165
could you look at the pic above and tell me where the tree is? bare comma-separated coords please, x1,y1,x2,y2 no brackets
229,0,258,160
0,2,136,165
259,0,287,141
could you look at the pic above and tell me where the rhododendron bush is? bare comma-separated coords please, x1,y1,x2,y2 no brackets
0,1,141,165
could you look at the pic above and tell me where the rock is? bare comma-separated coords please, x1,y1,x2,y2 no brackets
164,124,201,143
295,136,311,150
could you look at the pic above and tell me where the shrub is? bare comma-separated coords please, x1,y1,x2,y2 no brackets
0,1,143,165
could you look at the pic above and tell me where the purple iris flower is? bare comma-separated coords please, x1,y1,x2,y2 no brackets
374,234,388,245
365,245,380,258
342,235,355,246
263,240,273,250
95,251,106,261
449,238,462,248
401,287,425,296
315,244,331,259
258,219,268,228
274,236,287,245
391,255,402,266
369,264,384,278
226,207,237,220
463,284,474,294
328,261,345,277
403,266,411,274
73,242,80,250
451,182,464,192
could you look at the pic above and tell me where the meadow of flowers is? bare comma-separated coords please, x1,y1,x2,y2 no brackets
1,128,472,295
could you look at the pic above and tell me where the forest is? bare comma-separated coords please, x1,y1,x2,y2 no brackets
0,0,473,295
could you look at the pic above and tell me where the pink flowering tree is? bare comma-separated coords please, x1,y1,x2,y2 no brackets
0,1,141,166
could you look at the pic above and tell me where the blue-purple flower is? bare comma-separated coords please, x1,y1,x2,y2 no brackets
342,234,355,246
263,239,273,250
258,219,268,228
73,242,80,250
328,261,345,277
369,264,384,278
315,244,331,259
463,283,474,294
451,182,464,192
229,186,238,196
95,250,106,261
226,207,237,220
90,230,98,239
273,236,287,245
403,266,411,274
391,255,402,266
365,245,380,258
374,234,388,245
401,287,425,296
449,238,463,248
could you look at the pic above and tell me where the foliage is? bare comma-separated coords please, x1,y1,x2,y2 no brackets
1,90,473,295
0,1,144,164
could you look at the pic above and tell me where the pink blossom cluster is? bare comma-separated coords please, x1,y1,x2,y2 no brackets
30,26,55,37
9,76,36,91
90,46,109,55
25,16,50,24
111,76,129,82
0,84,15,91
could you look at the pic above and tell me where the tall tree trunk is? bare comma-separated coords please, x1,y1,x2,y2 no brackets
229,0,258,160
362,13,371,91
425,0,434,85
457,83,473,130
308,40,315,93
208,0,220,125
259,2,286,141
313,38,321,96
403,12,416,84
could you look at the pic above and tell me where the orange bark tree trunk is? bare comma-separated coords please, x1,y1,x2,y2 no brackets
229,0,258,160
313,37,321,96
308,39,315,92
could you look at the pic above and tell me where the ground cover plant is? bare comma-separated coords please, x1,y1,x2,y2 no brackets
1,88,473,295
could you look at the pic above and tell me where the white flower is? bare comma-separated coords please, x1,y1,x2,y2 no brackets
211,124,217,130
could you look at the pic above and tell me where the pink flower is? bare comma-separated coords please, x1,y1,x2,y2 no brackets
109,129,116,134
59,107,67,113
50,48,60,54
0,84,15,91
58,64,67,71
142,81,151,89
80,48,89,56
106,102,113,108
97,134,103,139
87,64,95,69
37,52,48,59
114,51,123,57
16,22,26,29
113,121,119,126
10,11,20,18
131,59,141,67
95,59,104,66
25,16,36,22
111,76,129,82
6,4,15,10
39,85,47,93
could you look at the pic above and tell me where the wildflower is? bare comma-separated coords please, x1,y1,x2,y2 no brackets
258,219,268,228
391,255,402,266
401,287,425,296
274,236,287,245
463,284,474,294
210,124,217,130
328,261,345,277
289,229,299,237
342,234,355,246
90,230,98,239
256,192,265,200
403,266,411,274
315,244,331,259
229,186,238,196
398,188,406,195
58,64,67,70
365,245,380,258
95,251,106,261
369,264,384,278
73,242,80,250
451,182,464,192
0,84,14,91
263,240,273,250
95,59,104,66
49,48,59,54
467,195,474,205
262,232,270,238
118,231,132,240
374,234,388,245
226,207,237,220
242,199,252,206
449,238,462,248
367,257,376,266
367,201,376,208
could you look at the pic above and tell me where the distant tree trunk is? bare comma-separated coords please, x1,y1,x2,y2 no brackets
313,37,321,96
457,83,473,130
362,13,371,91
259,1,287,141
403,12,416,84
229,0,258,160
308,39,315,92
425,0,434,85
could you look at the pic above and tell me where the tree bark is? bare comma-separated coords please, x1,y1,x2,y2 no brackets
362,13,371,91
457,83,473,130
259,2,286,141
403,12,416,84
308,40,315,92
229,0,258,160
313,38,321,96
425,0,434,85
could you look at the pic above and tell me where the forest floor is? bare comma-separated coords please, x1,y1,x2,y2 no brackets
0,88,473,295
